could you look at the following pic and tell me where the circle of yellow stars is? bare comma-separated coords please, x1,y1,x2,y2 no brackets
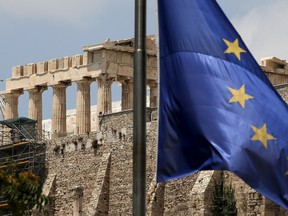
224,37,288,176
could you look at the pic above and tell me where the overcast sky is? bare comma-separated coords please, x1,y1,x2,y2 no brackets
0,0,287,119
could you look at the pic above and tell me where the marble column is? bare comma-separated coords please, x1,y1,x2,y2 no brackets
52,83,69,138
76,79,92,134
120,79,134,110
28,87,46,135
4,91,23,120
96,75,113,115
148,81,158,107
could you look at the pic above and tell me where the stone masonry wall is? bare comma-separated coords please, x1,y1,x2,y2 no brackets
44,132,111,216
38,86,288,215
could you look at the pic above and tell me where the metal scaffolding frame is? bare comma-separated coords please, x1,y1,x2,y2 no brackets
0,117,48,214
0,95,5,119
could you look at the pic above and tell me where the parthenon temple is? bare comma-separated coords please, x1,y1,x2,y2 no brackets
1,36,157,138
2,35,288,139
1,36,288,140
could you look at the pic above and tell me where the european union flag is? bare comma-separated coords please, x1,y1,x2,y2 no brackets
157,0,288,209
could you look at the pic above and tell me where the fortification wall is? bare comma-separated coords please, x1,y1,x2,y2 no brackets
41,100,288,215
44,132,108,215
42,109,159,215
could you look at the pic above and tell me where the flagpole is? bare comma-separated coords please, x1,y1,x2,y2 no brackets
133,0,146,215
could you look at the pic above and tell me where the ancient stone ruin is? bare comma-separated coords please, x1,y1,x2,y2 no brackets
1,36,157,138
0,36,288,215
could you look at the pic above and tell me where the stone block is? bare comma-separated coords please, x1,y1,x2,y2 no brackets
108,50,117,62
116,52,122,63
275,75,282,85
72,55,83,67
82,52,88,65
146,37,156,51
23,65,29,76
262,66,274,73
58,58,64,69
23,63,36,76
106,62,118,75
32,63,37,74
48,59,59,71
36,61,48,74
276,68,285,74
12,65,23,78
121,52,132,65
284,69,288,75
261,60,267,67
63,57,72,68
118,65,133,77
265,61,278,69
93,51,106,64
147,56,157,68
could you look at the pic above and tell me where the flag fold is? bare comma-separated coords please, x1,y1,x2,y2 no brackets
157,0,288,209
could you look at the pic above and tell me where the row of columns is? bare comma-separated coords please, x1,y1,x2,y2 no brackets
3,77,158,139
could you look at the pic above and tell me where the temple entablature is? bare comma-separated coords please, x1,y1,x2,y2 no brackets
261,57,288,70
2,34,287,139
5,36,157,93
261,57,288,85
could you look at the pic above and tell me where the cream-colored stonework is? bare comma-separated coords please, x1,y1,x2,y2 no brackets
261,57,288,85
1,36,158,139
42,100,123,137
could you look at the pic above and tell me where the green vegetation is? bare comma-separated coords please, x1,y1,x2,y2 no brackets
210,172,238,216
0,165,51,215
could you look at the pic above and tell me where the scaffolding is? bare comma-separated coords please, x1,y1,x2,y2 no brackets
0,117,47,215
0,95,5,119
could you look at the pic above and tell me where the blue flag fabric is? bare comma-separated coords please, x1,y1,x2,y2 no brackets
157,0,288,209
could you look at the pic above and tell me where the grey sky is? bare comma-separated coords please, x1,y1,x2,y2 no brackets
218,0,288,61
0,0,287,119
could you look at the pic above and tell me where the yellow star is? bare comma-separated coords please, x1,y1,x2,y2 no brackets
228,85,253,108
223,38,246,60
250,124,276,149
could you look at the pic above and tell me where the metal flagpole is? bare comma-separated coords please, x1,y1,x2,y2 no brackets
133,0,146,215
